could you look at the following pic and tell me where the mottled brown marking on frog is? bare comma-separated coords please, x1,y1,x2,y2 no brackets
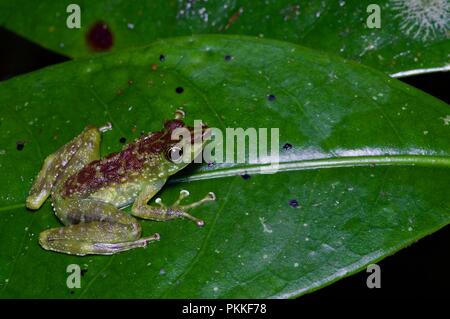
62,119,187,197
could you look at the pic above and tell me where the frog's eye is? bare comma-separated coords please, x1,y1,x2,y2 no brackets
165,146,183,163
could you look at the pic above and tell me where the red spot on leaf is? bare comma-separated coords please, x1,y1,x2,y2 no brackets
86,21,113,51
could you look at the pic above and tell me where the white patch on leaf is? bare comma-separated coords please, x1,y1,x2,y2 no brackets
391,0,450,41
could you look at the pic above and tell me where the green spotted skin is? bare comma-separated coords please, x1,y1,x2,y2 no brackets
26,112,215,256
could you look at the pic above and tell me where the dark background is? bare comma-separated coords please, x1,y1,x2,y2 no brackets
0,27,448,300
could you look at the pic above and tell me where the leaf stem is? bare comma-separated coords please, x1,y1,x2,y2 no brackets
170,155,450,183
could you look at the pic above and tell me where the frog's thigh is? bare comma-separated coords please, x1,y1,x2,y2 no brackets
39,199,159,255
26,126,102,210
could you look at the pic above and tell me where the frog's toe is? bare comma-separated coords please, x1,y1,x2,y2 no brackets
175,109,185,119
179,191,216,210
172,189,190,207
176,191,216,227
99,122,113,132
154,197,167,208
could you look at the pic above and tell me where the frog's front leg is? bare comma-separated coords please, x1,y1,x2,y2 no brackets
39,198,159,255
131,184,216,227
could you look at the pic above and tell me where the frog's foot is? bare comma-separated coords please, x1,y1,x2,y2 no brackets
131,185,216,227
89,233,160,254
39,222,160,256
164,190,216,226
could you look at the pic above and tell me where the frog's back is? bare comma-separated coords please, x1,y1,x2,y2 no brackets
61,119,185,201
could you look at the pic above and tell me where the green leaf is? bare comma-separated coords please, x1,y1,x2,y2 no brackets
0,0,449,76
0,35,449,298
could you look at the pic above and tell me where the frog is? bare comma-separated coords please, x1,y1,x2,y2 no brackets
26,110,215,256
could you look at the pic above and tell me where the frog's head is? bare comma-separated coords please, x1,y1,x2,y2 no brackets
159,110,211,176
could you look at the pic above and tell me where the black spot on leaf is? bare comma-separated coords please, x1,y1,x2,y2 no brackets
224,55,232,61
241,174,251,180
289,199,299,208
159,54,166,62
283,143,293,150
119,137,127,144
267,94,276,102
176,87,184,94
16,141,25,151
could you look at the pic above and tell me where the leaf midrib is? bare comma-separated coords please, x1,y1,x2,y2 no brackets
2,154,448,211
171,154,450,183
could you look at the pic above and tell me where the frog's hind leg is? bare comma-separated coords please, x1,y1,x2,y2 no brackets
39,198,159,255
26,125,105,210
